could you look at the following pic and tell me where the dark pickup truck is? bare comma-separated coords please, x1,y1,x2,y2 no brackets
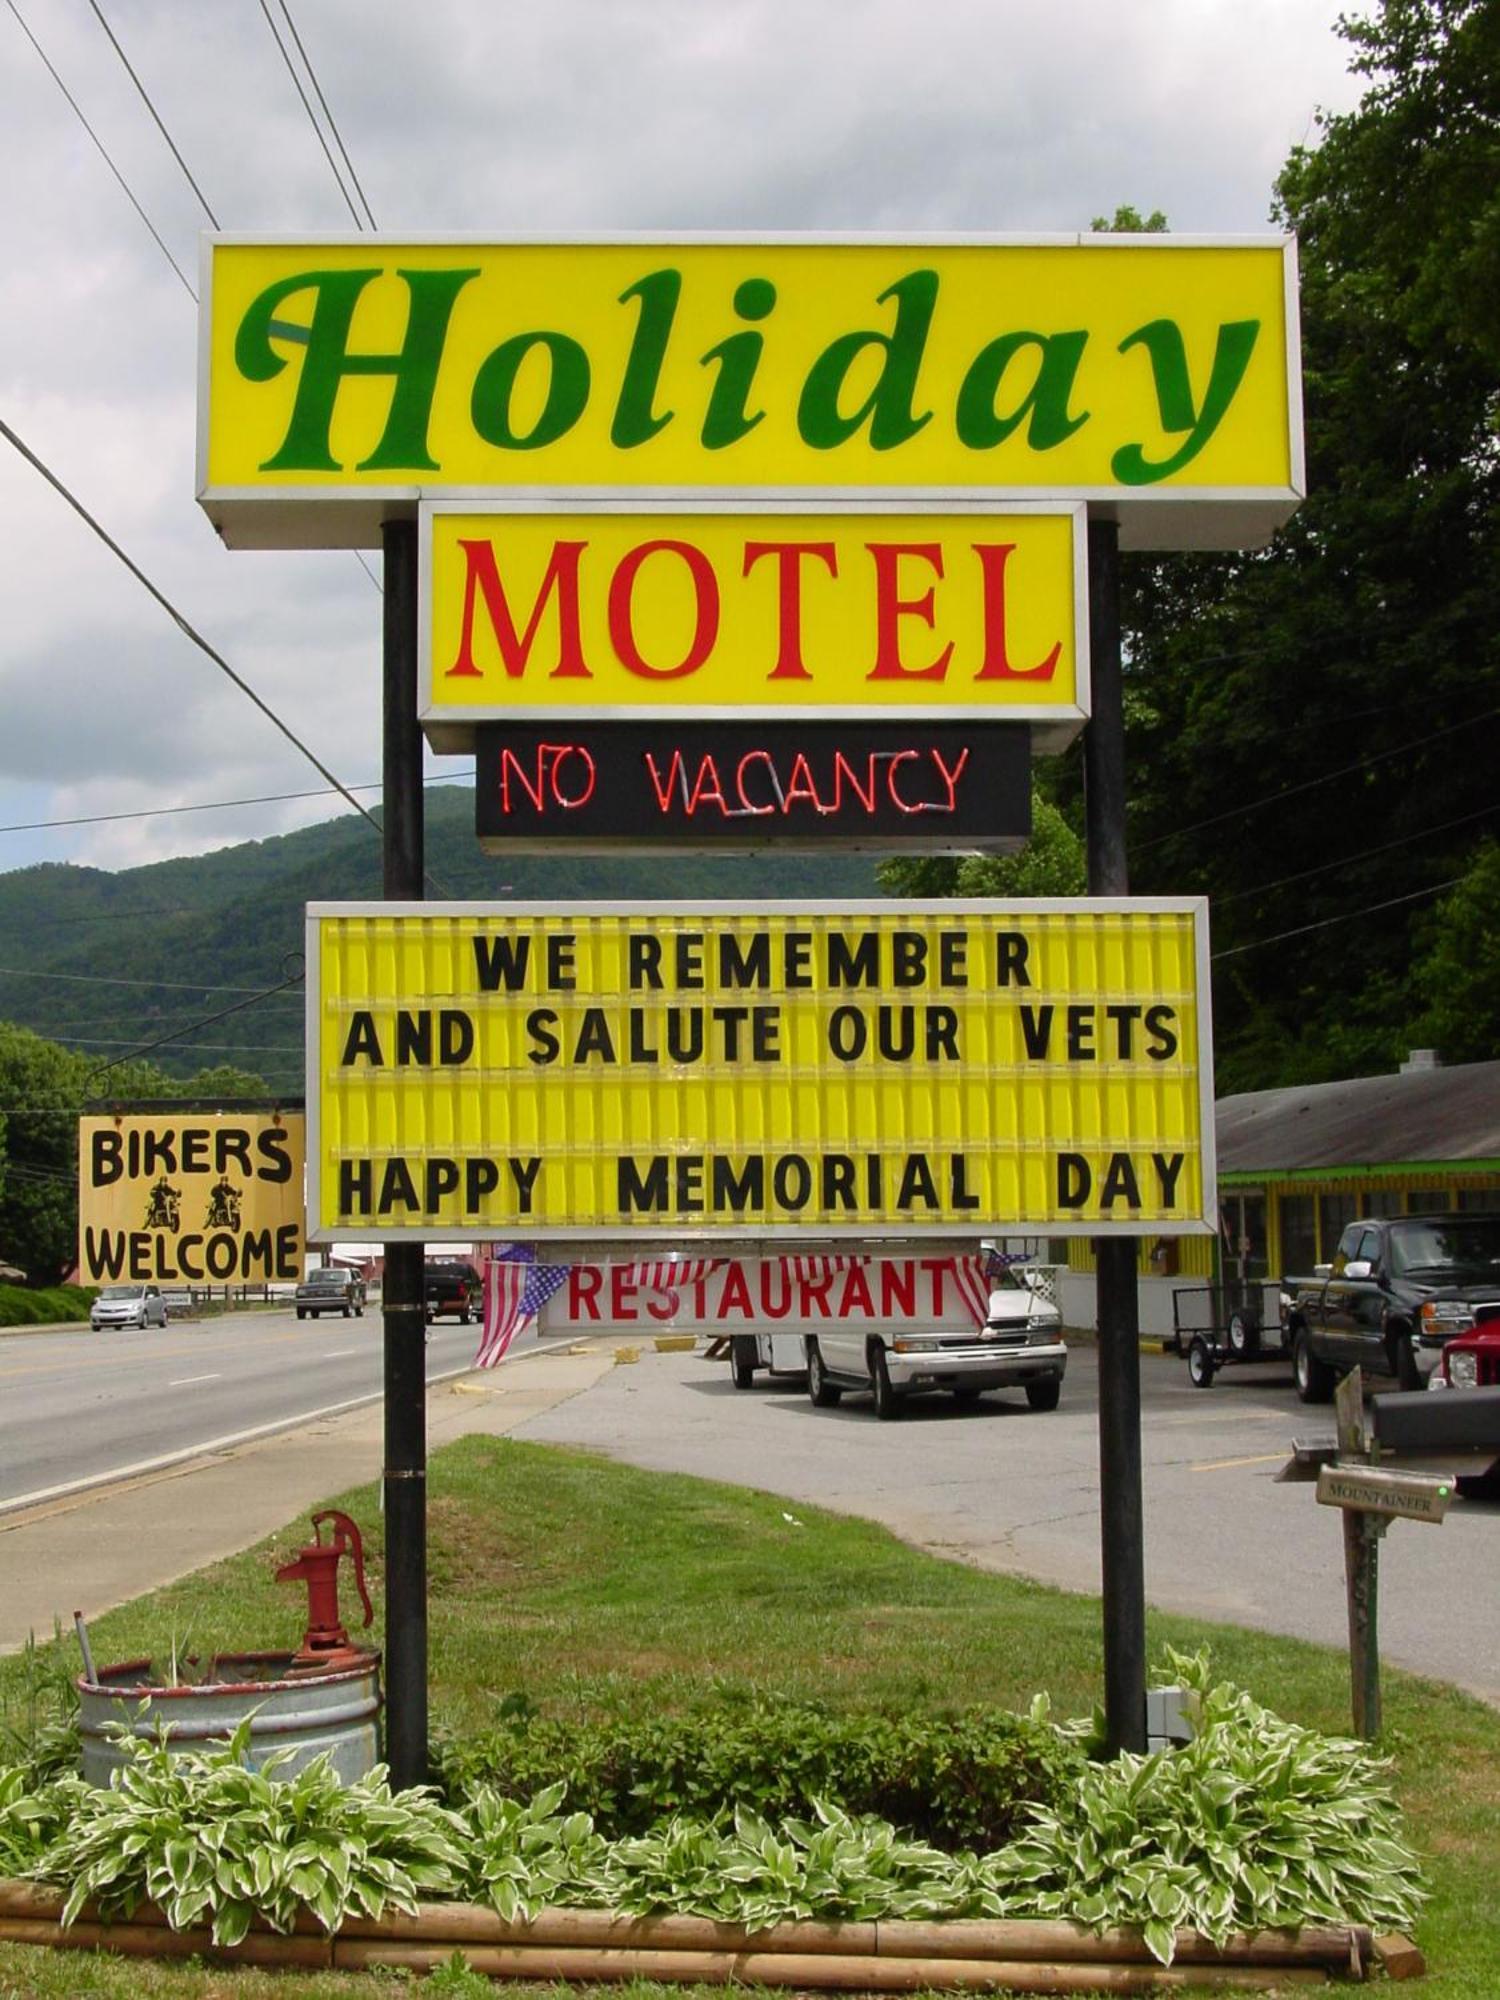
424,1260,482,1324
1284,1211,1500,1402
294,1266,367,1320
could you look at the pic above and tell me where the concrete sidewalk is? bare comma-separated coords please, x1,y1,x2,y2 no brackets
0,1339,618,1655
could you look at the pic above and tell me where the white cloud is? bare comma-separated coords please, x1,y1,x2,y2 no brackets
0,0,1364,875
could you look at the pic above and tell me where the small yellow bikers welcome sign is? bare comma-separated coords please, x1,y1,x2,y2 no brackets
199,236,1301,552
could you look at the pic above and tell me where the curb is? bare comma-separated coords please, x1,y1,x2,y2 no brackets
0,1885,1390,1989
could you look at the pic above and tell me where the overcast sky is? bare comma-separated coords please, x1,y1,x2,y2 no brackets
0,0,1366,878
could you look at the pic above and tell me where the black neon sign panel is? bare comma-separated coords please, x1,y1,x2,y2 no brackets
474,723,1030,854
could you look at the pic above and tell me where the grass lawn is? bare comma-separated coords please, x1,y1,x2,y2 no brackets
1,1432,1495,1998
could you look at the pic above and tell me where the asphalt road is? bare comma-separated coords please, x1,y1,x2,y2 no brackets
0,1307,482,1510
516,1342,1500,1707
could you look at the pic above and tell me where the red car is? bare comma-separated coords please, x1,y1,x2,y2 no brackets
1436,1320,1500,1389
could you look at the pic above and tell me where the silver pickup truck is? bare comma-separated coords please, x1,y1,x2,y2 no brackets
805,1266,1067,1420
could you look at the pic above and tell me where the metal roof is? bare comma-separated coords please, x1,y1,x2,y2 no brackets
1217,1060,1500,1174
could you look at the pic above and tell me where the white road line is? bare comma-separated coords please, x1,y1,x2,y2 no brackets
167,1373,221,1386
0,1380,455,1518
323,1348,358,1358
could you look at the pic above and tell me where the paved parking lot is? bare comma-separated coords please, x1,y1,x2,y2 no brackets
517,1340,1500,1706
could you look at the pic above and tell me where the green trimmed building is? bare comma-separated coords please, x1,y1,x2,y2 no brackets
1057,1053,1500,1338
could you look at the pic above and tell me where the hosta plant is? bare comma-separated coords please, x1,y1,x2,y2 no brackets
33,1719,467,1948
460,1795,987,1928
976,1649,1427,1964
463,1780,614,1920
608,1802,978,1926
0,1765,76,1879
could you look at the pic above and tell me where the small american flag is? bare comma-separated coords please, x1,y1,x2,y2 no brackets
949,1255,993,1328
780,1253,988,1327
787,1254,866,1284
631,1257,721,1295
475,1249,572,1368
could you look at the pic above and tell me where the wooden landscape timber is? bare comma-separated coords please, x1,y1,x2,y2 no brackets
0,1880,1400,1989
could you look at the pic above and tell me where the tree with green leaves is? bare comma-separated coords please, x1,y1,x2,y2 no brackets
878,797,1086,901
0,1024,274,1285
0,1027,91,1286
1113,0,1500,1089
1412,841,1500,1064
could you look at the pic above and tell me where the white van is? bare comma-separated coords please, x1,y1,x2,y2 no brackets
805,1264,1066,1419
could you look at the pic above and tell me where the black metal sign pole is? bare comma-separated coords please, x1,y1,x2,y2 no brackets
381,518,428,1787
1083,518,1147,1756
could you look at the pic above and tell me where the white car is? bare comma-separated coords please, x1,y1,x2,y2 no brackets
805,1266,1067,1419
90,1284,169,1331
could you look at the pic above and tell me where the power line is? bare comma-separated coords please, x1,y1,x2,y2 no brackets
1136,701,1500,852
0,967,299,995
16,1011,299,1033
9,7,379,677
0,1097,302,1114
1211,877,1462,962
0,431,447,889
1209,801,1500,907
0,775,472,836
257,0,362,226
3,0,195,298
0,786,367,833
2,1163,77,1187
85,970,304,1087
275,0,376,228
53,1034,304,1053
0,418,383,840
20,907,199,926
82,0,219,225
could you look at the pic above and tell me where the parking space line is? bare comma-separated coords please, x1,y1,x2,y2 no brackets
1190,1450,1289,1472
167,1373,221,1387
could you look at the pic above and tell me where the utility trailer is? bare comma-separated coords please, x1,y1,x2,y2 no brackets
1171,1280,1289,1387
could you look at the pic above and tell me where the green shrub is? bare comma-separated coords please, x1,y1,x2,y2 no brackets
436,1698,1084,1851
0,1284,97,1328
0,1633,80,1783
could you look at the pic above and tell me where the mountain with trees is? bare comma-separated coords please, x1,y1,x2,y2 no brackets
0,785,881,1093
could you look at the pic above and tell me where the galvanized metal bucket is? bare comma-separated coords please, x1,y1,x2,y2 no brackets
77,1649,381,1788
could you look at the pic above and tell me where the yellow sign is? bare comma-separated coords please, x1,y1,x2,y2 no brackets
307,901,1214,1241
78,1112,306,1283
421,502,1085,746
200,237,1301,552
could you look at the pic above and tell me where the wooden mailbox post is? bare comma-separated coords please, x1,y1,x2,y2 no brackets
1314,1370,1454,1738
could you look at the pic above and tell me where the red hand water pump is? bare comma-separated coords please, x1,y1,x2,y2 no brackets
275,1510,373,1669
